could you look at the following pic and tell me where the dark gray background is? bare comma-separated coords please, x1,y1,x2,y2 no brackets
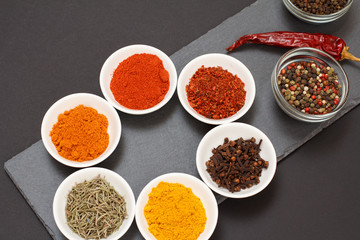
1,0,359,240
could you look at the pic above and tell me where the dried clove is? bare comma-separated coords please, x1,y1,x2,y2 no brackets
206,137,269,193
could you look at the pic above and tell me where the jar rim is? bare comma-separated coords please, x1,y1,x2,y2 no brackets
283,0,353,24
272,47,349,122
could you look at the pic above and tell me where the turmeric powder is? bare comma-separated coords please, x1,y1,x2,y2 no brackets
144,181,207,240
50,105,109,162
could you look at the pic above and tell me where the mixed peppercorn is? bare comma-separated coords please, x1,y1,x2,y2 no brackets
186,66,246,119
277,61,342,114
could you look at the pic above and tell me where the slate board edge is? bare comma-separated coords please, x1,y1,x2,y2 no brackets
169,0,260,60
4,155,57,239
278,99,360,162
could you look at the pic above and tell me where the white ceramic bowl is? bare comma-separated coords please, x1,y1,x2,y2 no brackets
53,167,136,240
41,93,121,168
100,44,177,115
135,172,218,240
177,53,256,125
196,123,277,198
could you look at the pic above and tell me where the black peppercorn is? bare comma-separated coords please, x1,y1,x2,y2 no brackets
290,0,347,15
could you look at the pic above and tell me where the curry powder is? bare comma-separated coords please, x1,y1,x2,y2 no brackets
144,181,207,240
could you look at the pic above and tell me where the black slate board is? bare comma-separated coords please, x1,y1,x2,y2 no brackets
5,0,360,239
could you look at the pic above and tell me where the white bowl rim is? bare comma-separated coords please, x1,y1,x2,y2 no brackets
52,167,136,240
135,172,218,240
196,122,277,198
177,53,256,125
41,92,121,168
99,44,177,115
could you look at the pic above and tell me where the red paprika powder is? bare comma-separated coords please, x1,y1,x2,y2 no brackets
110,53,170,110
186,66,246,119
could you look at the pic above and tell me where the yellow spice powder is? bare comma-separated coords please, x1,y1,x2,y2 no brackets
144,181,207,240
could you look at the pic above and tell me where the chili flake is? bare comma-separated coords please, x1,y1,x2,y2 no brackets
186,66,246,119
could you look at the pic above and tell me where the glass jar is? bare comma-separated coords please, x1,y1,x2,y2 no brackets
271,47,349,123
283,0,353,24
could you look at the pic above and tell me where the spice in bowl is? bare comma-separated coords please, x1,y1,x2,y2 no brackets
144,181,207,240
206,137,268,193
110,53,170,110
290,0,347,15
50,105,109,162
186,66,246,119
277,61,342,114
65,175,127,240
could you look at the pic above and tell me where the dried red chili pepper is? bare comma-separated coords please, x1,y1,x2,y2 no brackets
226,31,360,62
186,66,246,119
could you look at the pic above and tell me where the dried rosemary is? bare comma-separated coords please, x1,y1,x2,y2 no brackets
65,175,127,240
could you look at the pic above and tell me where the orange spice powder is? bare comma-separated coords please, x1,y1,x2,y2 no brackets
50,105,109,162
